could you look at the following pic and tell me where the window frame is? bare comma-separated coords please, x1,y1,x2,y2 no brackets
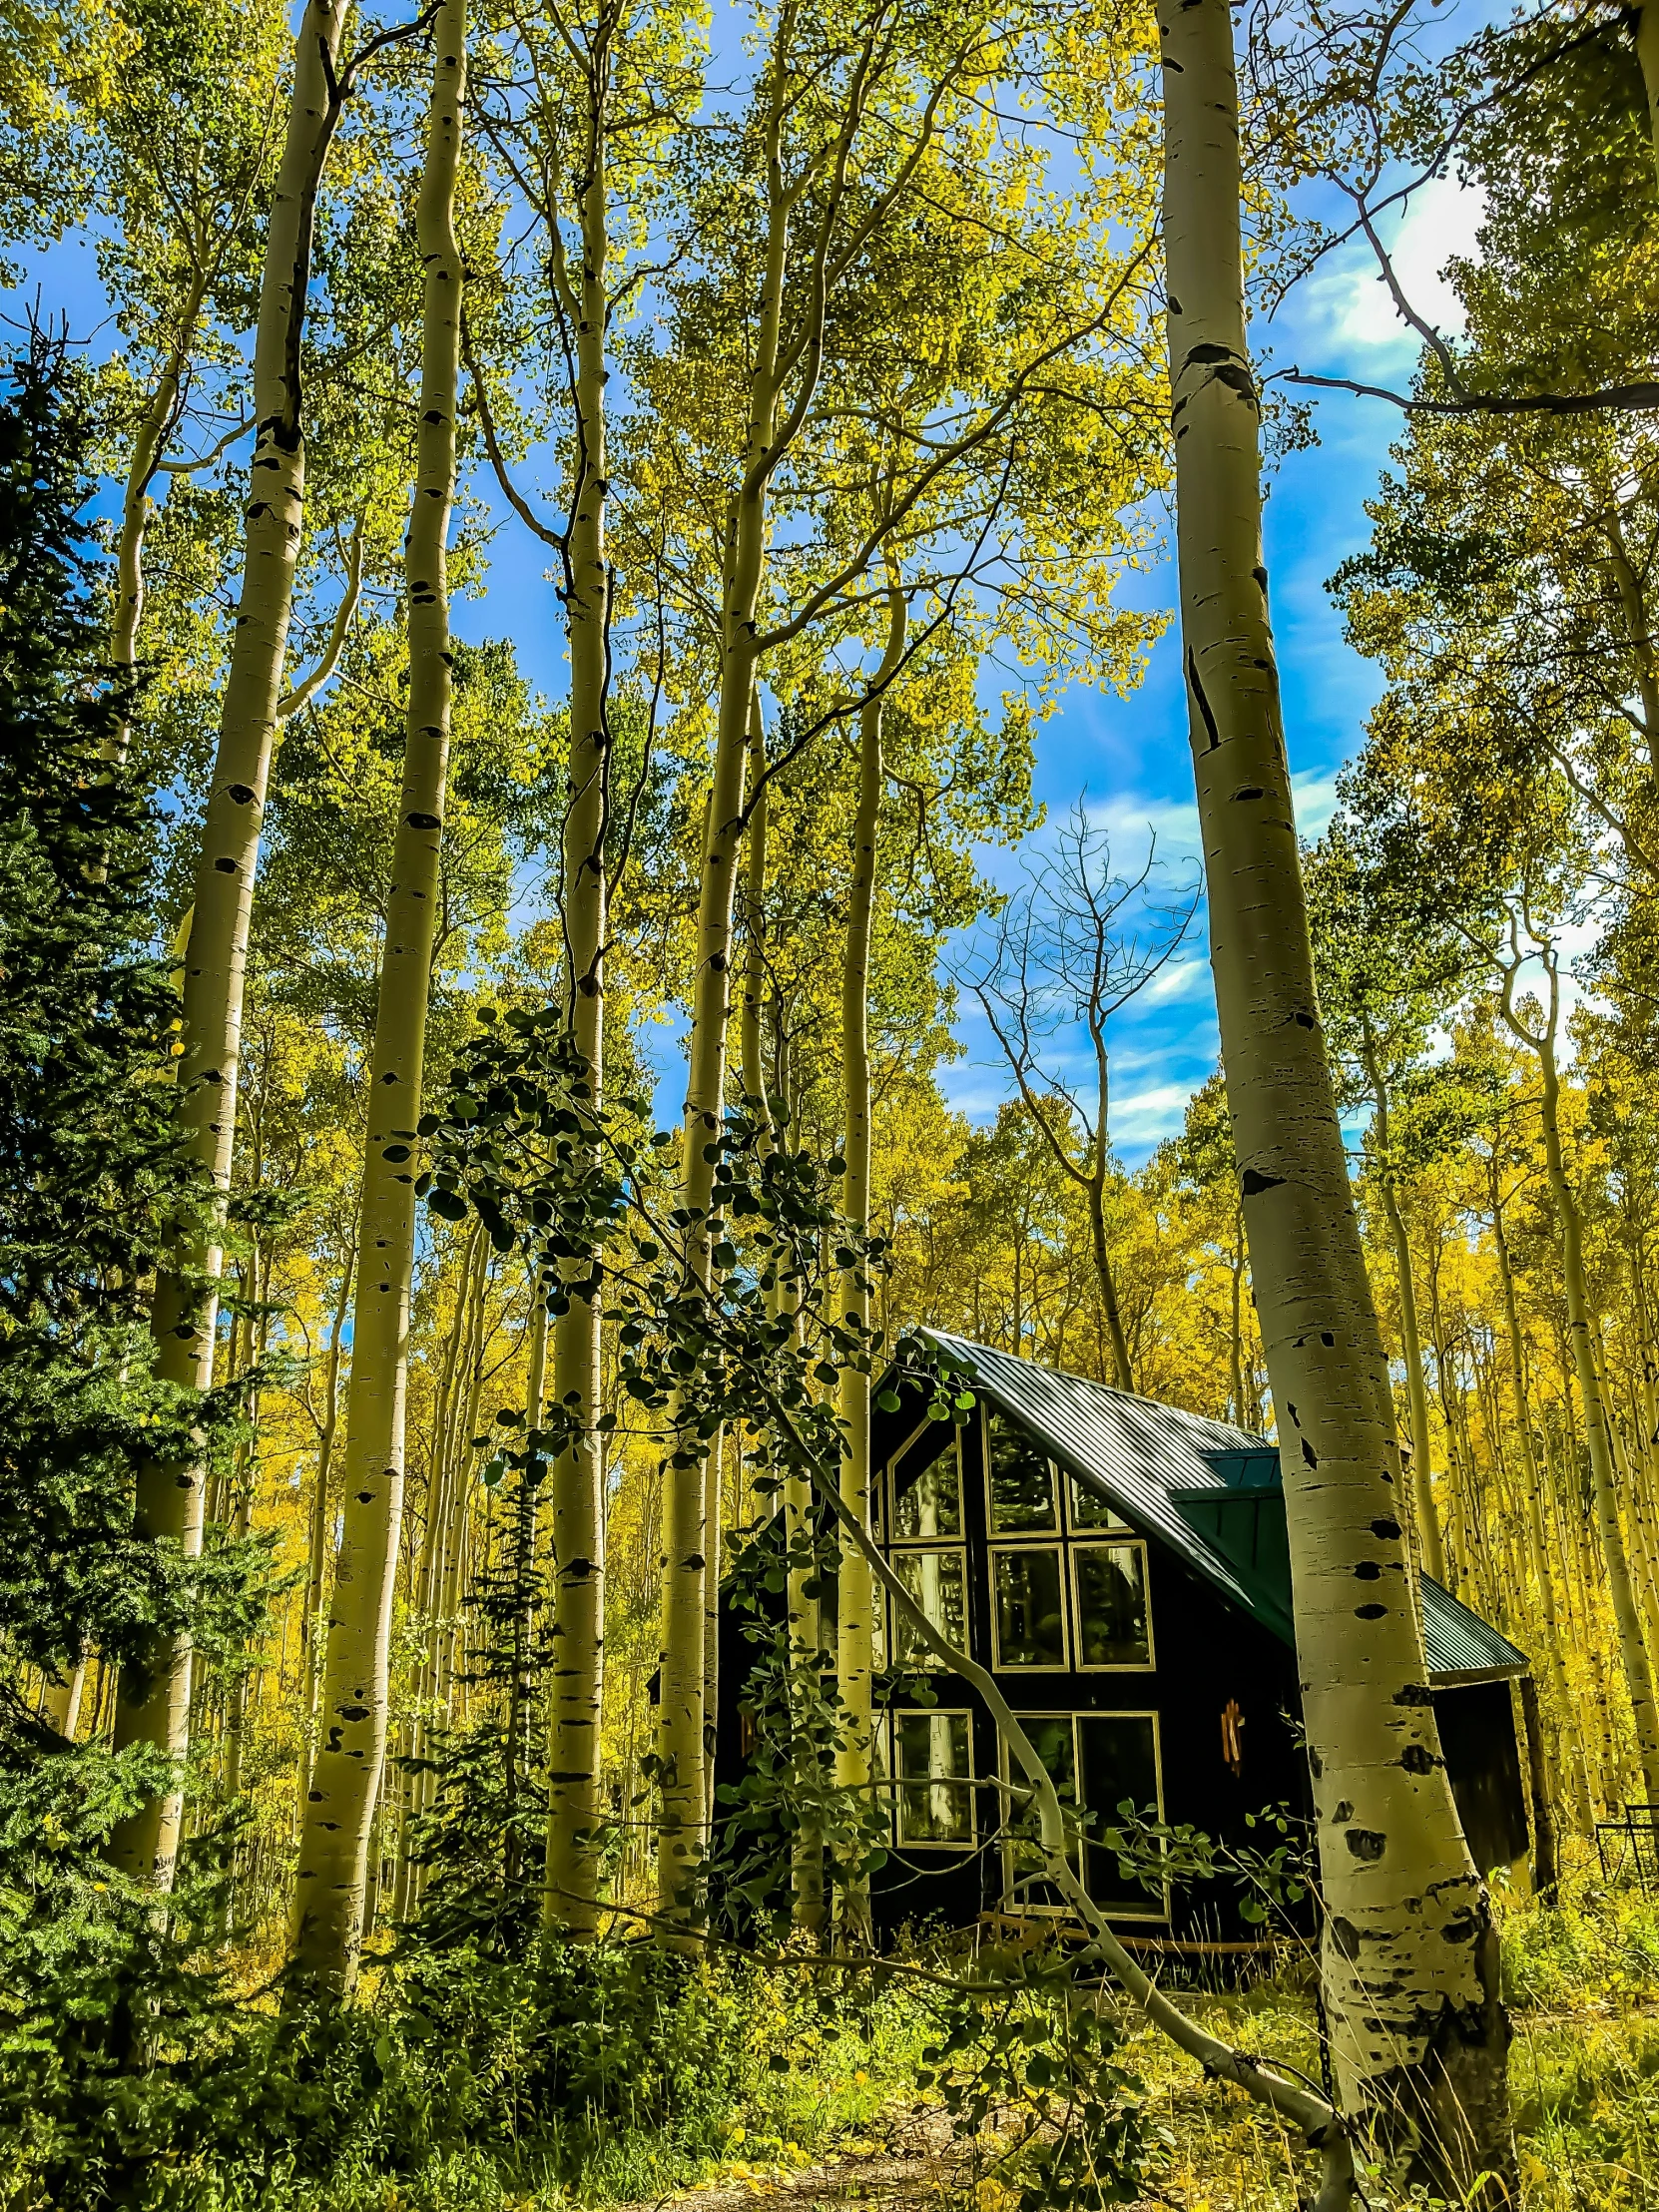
1068,1537,1156,1673
988,1541,1071,1672
886,1542,969,1671
887,1705,979,1851
997,1709,1169,1922
981,1401,1062,1537
1066,1471,1132,1536
886,1416,965,1547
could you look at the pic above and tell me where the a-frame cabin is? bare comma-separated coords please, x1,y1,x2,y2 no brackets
714,1330,1533,1946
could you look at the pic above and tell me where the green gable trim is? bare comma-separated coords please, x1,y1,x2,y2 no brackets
906,1330,1526,1688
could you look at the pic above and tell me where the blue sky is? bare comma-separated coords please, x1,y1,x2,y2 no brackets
934,171,1486,1164
35,101,1483,1162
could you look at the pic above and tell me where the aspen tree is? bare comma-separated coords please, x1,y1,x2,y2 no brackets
540,40,613,1936
736,712,825,1932
290,0,466,1989
1361,1035,1445,1581
832,575,905,1946
109,0,355,1888
1491,920,1659,1807
1158,0,1513,2182
468,0,703,1931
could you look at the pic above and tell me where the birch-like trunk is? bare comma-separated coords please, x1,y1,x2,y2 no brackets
290,0,465,1989
1158,0,1513,2183
1364,1050,1445,1581
1638,9,1659,211
1491,1193,1591,1832
543,114,611,1940
656,87,793,1930
1507,972,1659,1807
738,710,825,1933
833,581,903,1945
109,0,351,1888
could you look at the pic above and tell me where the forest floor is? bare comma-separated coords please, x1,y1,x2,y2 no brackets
584,1854,1659,2212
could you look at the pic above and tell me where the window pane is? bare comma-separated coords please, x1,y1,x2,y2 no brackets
1077,1714,1163,1913
1074,1543,1151,1667
1004,1715,1077,1906
893,1430,962,1538
891,1548,966,1667
993,1548,1066,1667
894,1711,973,1844
986,1407,1057,1531
1069,1475,1129,1532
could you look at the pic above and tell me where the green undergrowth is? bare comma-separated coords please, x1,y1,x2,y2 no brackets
2,1937,941,2212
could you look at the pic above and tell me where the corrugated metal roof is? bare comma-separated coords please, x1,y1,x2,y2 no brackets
911,1329,1526,1686
1420,1576,1527,1682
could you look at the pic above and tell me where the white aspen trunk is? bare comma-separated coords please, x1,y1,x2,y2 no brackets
833,581,904,1946
1638,9,1659,217
43,1659,87,1739
738,713,825,1934
297,1206,358,1820
544,108,611,1939
703,1425,723,1830
1492,1197,1591,1832
109,0,354,1890
1504,972,1659,1808
656,80,795,1930
505,1291,548,1890
290,0,465,1989
1158,0,1513,2183
1365,1054,1445,1582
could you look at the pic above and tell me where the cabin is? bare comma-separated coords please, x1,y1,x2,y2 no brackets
714,1329,1534,1945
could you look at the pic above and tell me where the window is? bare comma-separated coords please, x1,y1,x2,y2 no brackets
1068,1475,1130,1532
1002,1712,1078,1911
1076,1713,1164,1915
890,1547,966,1668
1072,1542,1152,1669
892,1709,976,1846
891,1425,962,1539
991,1546,1067,1668
985,1406,1058,1532
999,1711,1166,1920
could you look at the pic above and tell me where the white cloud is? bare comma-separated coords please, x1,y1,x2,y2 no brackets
1290,769,1341,840
1137,955,1212,1008
1306,174,1485,358
1110,1083,1196,1143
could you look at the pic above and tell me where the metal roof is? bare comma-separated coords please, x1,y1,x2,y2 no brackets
910,1330,1526,1687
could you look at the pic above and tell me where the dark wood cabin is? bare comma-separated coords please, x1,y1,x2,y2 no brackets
714,1330,1533,1946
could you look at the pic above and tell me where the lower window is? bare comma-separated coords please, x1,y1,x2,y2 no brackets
999,1710,1166,1919
892,1709,976,1847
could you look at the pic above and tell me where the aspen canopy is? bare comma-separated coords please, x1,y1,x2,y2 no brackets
7,0,1659,2203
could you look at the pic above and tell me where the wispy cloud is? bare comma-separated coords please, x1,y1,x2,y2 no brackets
1303,174,1485,360
1111,1083,1196,1144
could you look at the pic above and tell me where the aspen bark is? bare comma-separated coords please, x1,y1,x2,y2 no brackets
1158,0,1513,2183
506,1291,548,1890
738,711,825,1934
1603,510,1659,796
833,581,904,1945
656,54,799,1927
543,99,611,1938
290,0,465,1990
1364,1045,1445,1581
109,0,352,1888
1500,955,1659,1808
1638,7,1659,208
1491,1191,1591,1832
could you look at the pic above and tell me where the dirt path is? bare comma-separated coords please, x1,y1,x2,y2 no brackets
623,2110,962,2212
